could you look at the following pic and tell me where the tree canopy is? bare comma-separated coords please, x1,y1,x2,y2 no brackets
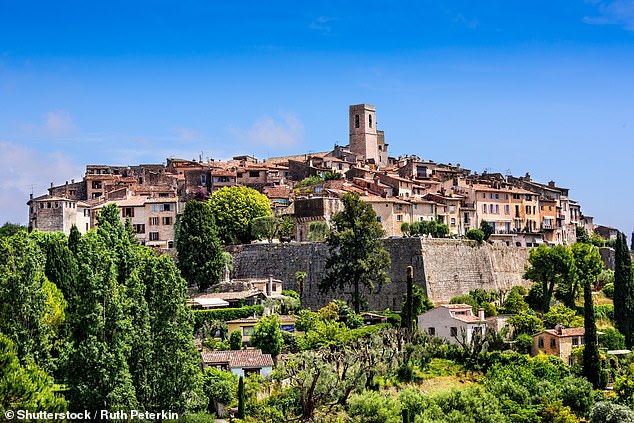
320,192,391,313
176,200,224,292
523,245,575,312
208,186,272,244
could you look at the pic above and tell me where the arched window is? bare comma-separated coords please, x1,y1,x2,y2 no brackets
369,114,373,128
355,114,360,128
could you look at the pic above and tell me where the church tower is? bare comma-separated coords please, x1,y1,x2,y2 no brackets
349,104,388,166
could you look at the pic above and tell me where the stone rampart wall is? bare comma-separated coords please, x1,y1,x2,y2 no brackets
229,238,532,310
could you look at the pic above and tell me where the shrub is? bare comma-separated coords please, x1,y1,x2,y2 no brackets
599,328,625,350
514,333,533,354
466,229,485,243
193,305,264,329
594,304,614,323
603,282,614,299
229,330,242,350
590,401,634,423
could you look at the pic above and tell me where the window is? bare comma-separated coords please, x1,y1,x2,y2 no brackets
122,207,134,218
489,204,494,214
482,193,486,199
369,114,373,128
449,205,456,213
550,339,557,348
70,189,76,196
482,204,487,214
495,193,500,199
450,327,458,337
149,232,159,241
538,337,544,348
396,214,403,222
525,194,532,201
472,326,482,336
505,194,509,200
201,174,207,186
572,336,579,346
581,336,585,345
243,326,255,336
92,181,102,189
376,216,382,223
151,204,158,212
159,192,169,198
513,194,520,200
495,204,499,214
355,114,360,128
248,170,260,178
134,224,145,234
160,203,172,212
396,204,403,211
490,193,494,199
504,205,510,215
162,216,172,225
428,327,436,336
167,240,174,249
149,217,159,226
525,205,531,214
450,218,456,226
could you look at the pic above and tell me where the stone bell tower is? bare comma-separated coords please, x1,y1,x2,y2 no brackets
349,104,388,166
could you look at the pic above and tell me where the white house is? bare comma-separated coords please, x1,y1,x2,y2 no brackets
417,304,487,345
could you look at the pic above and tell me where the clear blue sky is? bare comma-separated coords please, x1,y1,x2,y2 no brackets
1,1,633,234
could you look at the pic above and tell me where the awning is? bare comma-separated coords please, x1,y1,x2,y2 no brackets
194,298,230,308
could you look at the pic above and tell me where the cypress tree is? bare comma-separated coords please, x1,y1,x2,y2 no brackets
614,232,634,347
175,200,224,292
68,224,81,255
237,375,245,419
583,278,601,388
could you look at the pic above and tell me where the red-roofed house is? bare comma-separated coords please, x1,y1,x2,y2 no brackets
201,349,274,378
532,326,586,365
417,304,487,345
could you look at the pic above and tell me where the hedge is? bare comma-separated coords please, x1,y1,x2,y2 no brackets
193,305,264,329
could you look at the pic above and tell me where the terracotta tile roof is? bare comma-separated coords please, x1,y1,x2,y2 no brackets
453,314,483,323
202,349,274,369
263,186,292,199
212,170,237,177
542,327,585,337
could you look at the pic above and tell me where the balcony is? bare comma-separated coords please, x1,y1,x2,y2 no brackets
541,223,554,230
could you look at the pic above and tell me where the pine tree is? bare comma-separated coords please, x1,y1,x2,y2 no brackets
176,200,224,291
583,278,601,388
320,193,391,313
614,232,634,347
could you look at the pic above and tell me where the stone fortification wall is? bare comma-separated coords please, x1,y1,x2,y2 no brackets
229,238,531,311
420,239,531,303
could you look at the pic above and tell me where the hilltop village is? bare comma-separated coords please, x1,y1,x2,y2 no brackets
27,104,612,249
8,104,634,422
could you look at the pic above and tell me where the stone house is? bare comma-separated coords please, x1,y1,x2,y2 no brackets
532,326,586,365
417,304,487,345
362,196,412,237
27,194,91,235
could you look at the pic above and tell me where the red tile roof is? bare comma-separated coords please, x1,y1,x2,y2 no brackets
202,349,274,369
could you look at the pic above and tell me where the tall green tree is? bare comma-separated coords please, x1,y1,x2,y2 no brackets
208,186,272,244
0,222,26,238
137,249,205,412
583,275,601,389
176,200,224,292
67,224,81,255
250,314,283,358
251,215,286,243
523,245,575,312
31,231,79,310
62,229,137,411
320,193,391,313
0,333,66,414
0,232,54,371
560,243,604,310
614,232,634,347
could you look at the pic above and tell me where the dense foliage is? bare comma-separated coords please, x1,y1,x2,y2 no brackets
208,186,272,244
175,200,224,291
320,192,391,313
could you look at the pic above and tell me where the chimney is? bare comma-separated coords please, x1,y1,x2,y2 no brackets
71,179,74,184
548,181,556,187
267,275,273,296
478,308,485,321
